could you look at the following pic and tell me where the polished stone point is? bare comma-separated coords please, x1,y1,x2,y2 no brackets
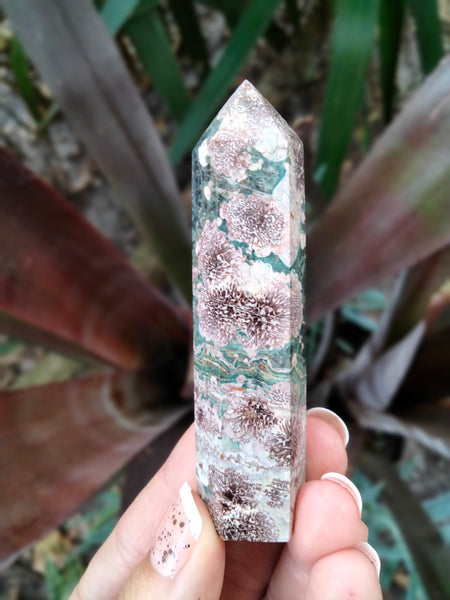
192,80,305,542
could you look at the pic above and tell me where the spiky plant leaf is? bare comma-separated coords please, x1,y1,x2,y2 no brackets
2,0,191,299
0,147,190,373
314,0,379,199
0,373,192,562
307,57,450,323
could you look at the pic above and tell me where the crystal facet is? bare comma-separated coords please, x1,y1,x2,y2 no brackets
192,80,306,542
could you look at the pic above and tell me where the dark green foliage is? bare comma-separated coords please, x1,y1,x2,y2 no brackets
169,0,210,76
10,35,39,119
169,0,281,165
125,6,193,122
314,0,379,200
378,0,406,123
408,0,444,74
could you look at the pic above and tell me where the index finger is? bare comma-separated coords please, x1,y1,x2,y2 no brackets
71,425,196,600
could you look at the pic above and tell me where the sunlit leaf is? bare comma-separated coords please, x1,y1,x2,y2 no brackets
0,373,192,562
314,0,379,199
169,0,280,165
2,0,192,299
307,57,450,323
0,147,190,373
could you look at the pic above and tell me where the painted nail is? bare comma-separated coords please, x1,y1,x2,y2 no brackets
356,541,381,578
307,407,349,447
320,472,363,515
150,482,202,579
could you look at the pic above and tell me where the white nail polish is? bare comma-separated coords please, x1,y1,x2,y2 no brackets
307,407,350,447
150,482,202,579
356,541,381,578
320,472,363,515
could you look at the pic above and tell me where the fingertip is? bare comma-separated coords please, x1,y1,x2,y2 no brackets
168,490,225,599
320,472,363,516
306,413,348,480
290,480,367,568
307,407,349,447
119,486,225,600
306,547,382,599
355,541,381,578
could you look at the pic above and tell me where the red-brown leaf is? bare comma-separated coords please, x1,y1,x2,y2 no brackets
0,373,192,562
0,147,190,371
306,57,450,322
2,0,192,299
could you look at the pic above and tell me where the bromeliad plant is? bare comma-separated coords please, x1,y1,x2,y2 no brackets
1,0,450,595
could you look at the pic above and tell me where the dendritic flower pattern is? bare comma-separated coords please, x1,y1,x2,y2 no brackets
196,219,244,285
211,504,277,542
224,394,277,441
220,191,287,257
197,275,292,350
207,128,253,181
193,80,305,542
209,466,259,509
268,381,291,408
195,400,221,437
265,479,290,508
268,419,292,467
268,415,303,468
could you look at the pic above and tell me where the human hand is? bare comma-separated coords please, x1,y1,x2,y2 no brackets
70,408,382,599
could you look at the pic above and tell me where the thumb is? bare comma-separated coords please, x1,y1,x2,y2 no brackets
118,482,225,600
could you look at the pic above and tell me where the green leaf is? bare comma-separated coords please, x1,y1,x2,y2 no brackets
125,6,192,122
378,0,406,122
10,35,39,119
100,0,141,34
408,0,443,74
169,0,210,76
169,0,281,165
423,491,450,525
315,0,379,200
0,338,23,356
45,558,84,600
306,58,450,323
341,306,378,332
10,353,82,390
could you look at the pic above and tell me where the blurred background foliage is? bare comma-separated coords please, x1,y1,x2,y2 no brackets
0,0,450,598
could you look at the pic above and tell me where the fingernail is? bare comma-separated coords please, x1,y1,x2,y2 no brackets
150,482,202,579
307,407,349,447
320,472,363,515
356,542,381,578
